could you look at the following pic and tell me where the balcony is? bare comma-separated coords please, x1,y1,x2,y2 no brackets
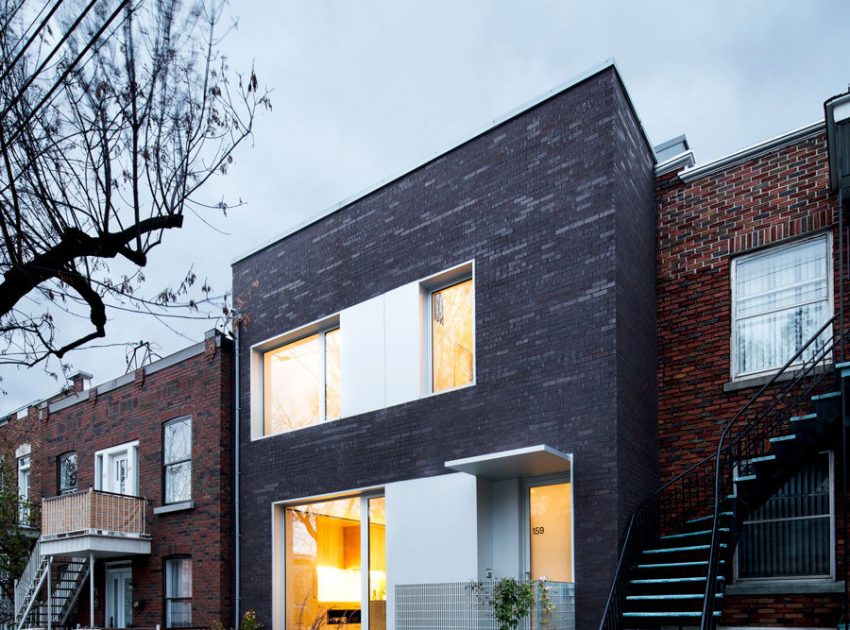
39,489,151,558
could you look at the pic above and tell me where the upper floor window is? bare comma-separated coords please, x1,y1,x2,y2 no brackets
430,277,474,392
732,234,832,378
95,441,139,496
263,327,340,436
164,417,192,504
58,451,77,495
17,453,30,525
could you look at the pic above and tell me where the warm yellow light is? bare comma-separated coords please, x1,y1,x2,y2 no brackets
317,565,360,603
369,570,386,600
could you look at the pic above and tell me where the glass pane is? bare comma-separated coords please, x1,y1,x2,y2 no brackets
264,334,322,435
166,559,192,597
166,462,192,504
167,600,192,628
431,278,474,392
325,328,341,421
286,498,362,630
369,497,387,630
165,418,192,464
529,482,572,582
736,302,828,375
59,452,78,493
735,237,830,376
739,454,831,578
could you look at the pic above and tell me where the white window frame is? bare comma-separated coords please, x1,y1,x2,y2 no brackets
733,450,835,582
253,320,341,439
730,233,833,380
163,417,192,505
421,261,476,395
17,453,30,526
95,441,140,496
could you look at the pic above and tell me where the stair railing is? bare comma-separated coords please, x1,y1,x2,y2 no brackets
14,543,42,621
701,315,844,628
599,313,841,630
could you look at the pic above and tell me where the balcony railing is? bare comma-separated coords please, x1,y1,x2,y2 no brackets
41,488,148,539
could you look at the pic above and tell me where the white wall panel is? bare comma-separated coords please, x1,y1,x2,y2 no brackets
340,296,386,416
384,283,423,406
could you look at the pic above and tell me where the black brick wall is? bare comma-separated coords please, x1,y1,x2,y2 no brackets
233,66,657,629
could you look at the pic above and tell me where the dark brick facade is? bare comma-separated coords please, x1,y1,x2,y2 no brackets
0,333,233,628
656,129,847,626
233,65,657,629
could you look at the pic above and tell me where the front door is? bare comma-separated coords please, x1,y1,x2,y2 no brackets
105,566,133,628
528,480,573,582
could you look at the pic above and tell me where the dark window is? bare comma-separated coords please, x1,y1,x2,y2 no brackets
164,557,192,627
737,453,832,579
58,451,77,495
163,417,191,504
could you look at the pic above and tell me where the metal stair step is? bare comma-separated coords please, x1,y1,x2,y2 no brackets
685,511,734,525
643,543,726,554
811,391,840,401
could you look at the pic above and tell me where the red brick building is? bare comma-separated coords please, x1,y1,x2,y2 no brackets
651,119,848,627
0,330,233,630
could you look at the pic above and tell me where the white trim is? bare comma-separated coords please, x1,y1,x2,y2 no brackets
730,232,833,381
655,150,696,176
680,121,824,183
231,59,655,265
94,440,140,496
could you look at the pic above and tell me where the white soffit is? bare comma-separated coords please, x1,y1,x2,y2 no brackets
445,445,571,480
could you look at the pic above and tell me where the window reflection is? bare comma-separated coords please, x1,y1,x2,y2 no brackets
431,278,474,392
264,328,341,436
285,497,386,629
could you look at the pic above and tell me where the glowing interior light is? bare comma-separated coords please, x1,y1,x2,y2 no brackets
316,566,361,603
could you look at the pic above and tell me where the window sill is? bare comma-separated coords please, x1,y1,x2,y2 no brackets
723,362,833,393
153,500,194,515
727,579,843,595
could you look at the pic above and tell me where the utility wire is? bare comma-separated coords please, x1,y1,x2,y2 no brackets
0,0,66,89
0,0,101,121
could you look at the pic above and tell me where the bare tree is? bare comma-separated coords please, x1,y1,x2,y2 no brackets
0,0,269,374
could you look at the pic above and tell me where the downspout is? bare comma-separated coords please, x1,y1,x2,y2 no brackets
233,314,242,629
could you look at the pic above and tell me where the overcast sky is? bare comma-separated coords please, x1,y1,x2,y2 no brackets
3,0,850,412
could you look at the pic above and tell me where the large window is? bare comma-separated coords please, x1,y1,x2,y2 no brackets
164,557,192,628
17,454,30,525
284,495,385,629
431,278,474,392
263,327,341,436
164,417,192,504
732,235,831,378
58,451,77,495
737,453,832,580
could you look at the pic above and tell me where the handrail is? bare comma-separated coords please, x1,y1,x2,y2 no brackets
700,315,840,628
599,313,840,630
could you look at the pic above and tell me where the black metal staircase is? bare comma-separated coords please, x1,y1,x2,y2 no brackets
600,315,847,629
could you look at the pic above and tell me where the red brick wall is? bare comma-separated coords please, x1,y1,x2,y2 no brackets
0,334,233,628
656,130,846,626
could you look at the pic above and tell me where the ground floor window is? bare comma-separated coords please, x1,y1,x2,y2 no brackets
737,452,832,580
165,557,192,627
285,495,386,629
